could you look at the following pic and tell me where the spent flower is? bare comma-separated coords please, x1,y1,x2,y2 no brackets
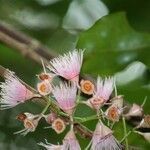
15,112,41,136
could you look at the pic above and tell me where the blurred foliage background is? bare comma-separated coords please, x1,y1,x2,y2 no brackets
0,0,150,149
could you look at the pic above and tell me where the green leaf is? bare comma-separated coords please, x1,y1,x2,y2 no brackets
62,0,108,33
77,12,150,75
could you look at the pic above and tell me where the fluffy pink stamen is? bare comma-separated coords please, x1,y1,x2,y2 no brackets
95,76,114,102
48,50,83,81
52,82,77,115
0,71,34,109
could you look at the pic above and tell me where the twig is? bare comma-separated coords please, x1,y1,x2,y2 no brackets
0,22,57,65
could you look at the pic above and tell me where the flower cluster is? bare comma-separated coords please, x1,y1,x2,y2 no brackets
0,50,149,149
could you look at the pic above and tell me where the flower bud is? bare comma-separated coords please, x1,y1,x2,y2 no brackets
37,80,52,96
80,80,94,95
52,118,66,134
105,95,123,122
111,95,124,108
105,106,121,122
124,103,143,119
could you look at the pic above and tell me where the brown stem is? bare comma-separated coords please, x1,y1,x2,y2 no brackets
0,22,57,65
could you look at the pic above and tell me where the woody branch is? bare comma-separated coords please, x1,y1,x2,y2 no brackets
0,22,56,65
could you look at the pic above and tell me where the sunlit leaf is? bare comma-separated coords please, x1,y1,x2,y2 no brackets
115,61,147,86
62,0,108,33
77,12,150,75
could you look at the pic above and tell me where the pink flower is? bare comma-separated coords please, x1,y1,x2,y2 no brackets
95,76,114,101
62,129,81,150
52,82,77,115
86,76,114,110
0,71,35,109
91,121,122,150
48,50,83,82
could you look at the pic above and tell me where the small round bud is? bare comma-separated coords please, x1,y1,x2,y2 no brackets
105,106,120,122
37,80,52,96
80,80,94,95
52,118,66,134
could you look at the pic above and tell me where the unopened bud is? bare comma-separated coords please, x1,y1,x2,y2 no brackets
124,103,143,119
105,106,121,122
80,80,94,95
52,118,66,134
37,80,52,96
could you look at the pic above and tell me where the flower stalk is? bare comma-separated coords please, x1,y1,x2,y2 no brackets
122,116,129,150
